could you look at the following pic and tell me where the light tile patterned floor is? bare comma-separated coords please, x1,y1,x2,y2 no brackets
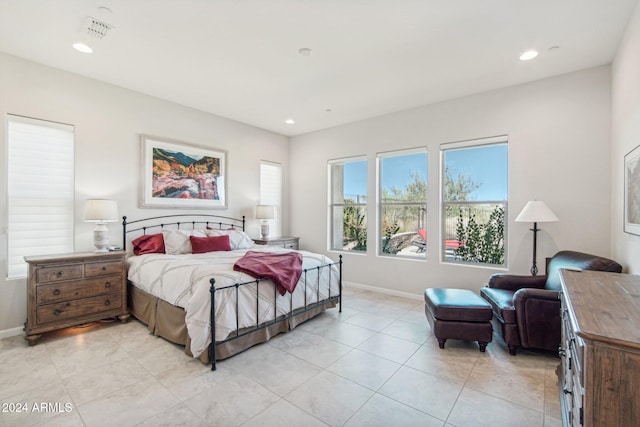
0,287,562,427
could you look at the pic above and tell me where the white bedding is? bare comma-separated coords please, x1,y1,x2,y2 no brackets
127,246,340,358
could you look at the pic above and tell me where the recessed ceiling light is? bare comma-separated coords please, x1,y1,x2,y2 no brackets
298,48,312,57
72,42,93,53
519,50,538,61
285,118,296,125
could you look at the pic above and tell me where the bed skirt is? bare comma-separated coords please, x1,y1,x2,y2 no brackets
127,283,336,363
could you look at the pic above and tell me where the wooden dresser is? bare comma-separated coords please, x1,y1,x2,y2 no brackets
252,236,299,250
559,269,640,426
24,251,129,345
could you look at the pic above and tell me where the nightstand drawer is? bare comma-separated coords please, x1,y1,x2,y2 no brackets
85,261,123,277
36,275,123,304
37,265,83,283
36,293,122,324
283,240,298,250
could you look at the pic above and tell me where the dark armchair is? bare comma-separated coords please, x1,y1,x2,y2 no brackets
480,250,622,355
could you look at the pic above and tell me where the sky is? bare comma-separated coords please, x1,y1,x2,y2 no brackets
343,144,507,201
445,144,507,201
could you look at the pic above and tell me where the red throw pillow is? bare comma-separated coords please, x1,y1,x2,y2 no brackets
190,235,231,253
132,233,165,255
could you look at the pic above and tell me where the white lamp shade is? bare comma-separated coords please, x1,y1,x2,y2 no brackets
83,199,118,223
515,200,559,223
256,205,275,220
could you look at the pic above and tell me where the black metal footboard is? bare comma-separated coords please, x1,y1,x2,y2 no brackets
208,255,342,371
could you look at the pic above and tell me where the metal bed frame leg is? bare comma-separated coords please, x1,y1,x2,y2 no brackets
339,255,343,313
209,278,217,371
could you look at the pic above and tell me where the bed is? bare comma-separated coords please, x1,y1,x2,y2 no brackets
122,214,342,370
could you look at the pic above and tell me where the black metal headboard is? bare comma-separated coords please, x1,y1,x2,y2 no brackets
122,214,246,250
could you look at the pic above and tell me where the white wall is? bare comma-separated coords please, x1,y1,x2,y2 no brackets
291,66,613,296
0,52,289,335
612,2,640,274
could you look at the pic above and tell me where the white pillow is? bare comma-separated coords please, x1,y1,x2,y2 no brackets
162,229,207,254
206,229,255,250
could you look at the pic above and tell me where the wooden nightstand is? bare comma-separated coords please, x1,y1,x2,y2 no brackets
253,236,299,250
24,251,129,345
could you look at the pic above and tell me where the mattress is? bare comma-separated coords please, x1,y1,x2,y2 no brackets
127,246,340,358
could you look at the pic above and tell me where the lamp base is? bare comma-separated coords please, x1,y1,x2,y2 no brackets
93,223,110,253
260,222,270,239
529,222,539,276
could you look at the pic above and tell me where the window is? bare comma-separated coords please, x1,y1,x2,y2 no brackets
329,157,367,252
6,115,75,278
260,161,282,236
378,148,427,258
441,136,508,266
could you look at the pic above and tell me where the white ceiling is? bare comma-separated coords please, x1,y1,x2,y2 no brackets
0,0,637,136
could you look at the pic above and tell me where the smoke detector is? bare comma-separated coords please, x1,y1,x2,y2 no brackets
84,16,114,40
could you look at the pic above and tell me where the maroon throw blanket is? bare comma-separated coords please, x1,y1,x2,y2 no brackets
233,251,303,295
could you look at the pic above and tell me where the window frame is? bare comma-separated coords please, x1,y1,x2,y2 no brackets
328,156,368,253
260,161,283,237
440,135,508,267
6,114,75,279
377,147,428,259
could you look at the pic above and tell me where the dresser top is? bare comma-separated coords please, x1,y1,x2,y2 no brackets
24,251,125,264
252,236,298,242
561,269,640,349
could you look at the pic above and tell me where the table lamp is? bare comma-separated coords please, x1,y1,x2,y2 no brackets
256,205,275,238
84,199,118,252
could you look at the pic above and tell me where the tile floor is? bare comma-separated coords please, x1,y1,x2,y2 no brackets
0,287,562,427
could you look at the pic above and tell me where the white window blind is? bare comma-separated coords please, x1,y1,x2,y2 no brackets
260,162,282,236
7,115,75,279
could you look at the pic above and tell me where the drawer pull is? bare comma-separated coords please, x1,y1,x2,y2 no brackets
53,289,61,296
102,266,107,271
105,282,111,288
104,300,111,307
57,271,63,277
53,309,62,316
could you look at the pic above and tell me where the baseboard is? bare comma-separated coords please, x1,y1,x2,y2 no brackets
344,281,423,301
0,326,24,340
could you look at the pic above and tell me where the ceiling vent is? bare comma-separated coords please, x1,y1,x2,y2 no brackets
84,16,114,40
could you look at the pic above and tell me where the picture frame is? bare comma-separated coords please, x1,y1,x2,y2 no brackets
624,144,640,235
140,135,227,209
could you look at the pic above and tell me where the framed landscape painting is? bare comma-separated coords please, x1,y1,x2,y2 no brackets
140,135,227,209
625,144,640,235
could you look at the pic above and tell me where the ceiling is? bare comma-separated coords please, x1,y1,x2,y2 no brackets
0,0,637,136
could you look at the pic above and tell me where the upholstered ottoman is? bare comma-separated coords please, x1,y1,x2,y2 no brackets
424,288,493,352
